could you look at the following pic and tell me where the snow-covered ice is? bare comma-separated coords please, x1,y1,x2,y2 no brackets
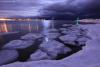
29,49,52,61
61,38,100,67
59,28,67,31
1,24,100,67
59,34,77,45
76,36,89,46
21,33,43,41
40,40,71,59
0,60,68,67
2,40,34,49
45,33,60,39
0,50,18,66
80,24,100,39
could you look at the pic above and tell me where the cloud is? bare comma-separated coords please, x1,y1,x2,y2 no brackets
0,0,100,19
40,0,100,19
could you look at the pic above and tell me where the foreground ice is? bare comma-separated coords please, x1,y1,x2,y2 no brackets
47,29,59,33
45,33,60,39
80,24,100,39
1,24,100,67
61,38,100,67
29,49,52,61
76,36,89,45
29,40,71,61
60,24,100,67
43,28,60,39
0,50,18,66
3,38,100,67
59,34,77,45
2,40,34,49
59,25,88,46
59,28,67,31
39,40,71,59
21,33,43,41
0,60,68,67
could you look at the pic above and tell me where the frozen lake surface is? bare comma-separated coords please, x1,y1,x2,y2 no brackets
0,20,100,67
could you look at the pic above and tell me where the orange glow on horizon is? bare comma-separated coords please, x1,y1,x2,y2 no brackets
0,18,12,21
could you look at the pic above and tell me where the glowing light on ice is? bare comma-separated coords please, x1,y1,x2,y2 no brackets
42,19,51,42
43,19,51,29
45,37,49,42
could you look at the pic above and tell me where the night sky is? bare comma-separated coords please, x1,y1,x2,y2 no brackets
0,0,100,19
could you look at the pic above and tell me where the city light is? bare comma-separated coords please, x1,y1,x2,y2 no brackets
0,18,12,21
0,18,36,21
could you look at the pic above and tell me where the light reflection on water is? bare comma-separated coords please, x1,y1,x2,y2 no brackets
0,20,44,33
0,20,77,33
0,19,58,35
0,20,45,47
0,22,8,33
42,20,51,42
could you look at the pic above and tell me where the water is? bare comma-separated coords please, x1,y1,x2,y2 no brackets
0,20,82,47
0,20,78,33
0,20,43,33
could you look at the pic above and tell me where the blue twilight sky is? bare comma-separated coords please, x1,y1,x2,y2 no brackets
0,0,100,18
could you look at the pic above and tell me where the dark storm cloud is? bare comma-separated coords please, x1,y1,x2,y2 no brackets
41,0,100,19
